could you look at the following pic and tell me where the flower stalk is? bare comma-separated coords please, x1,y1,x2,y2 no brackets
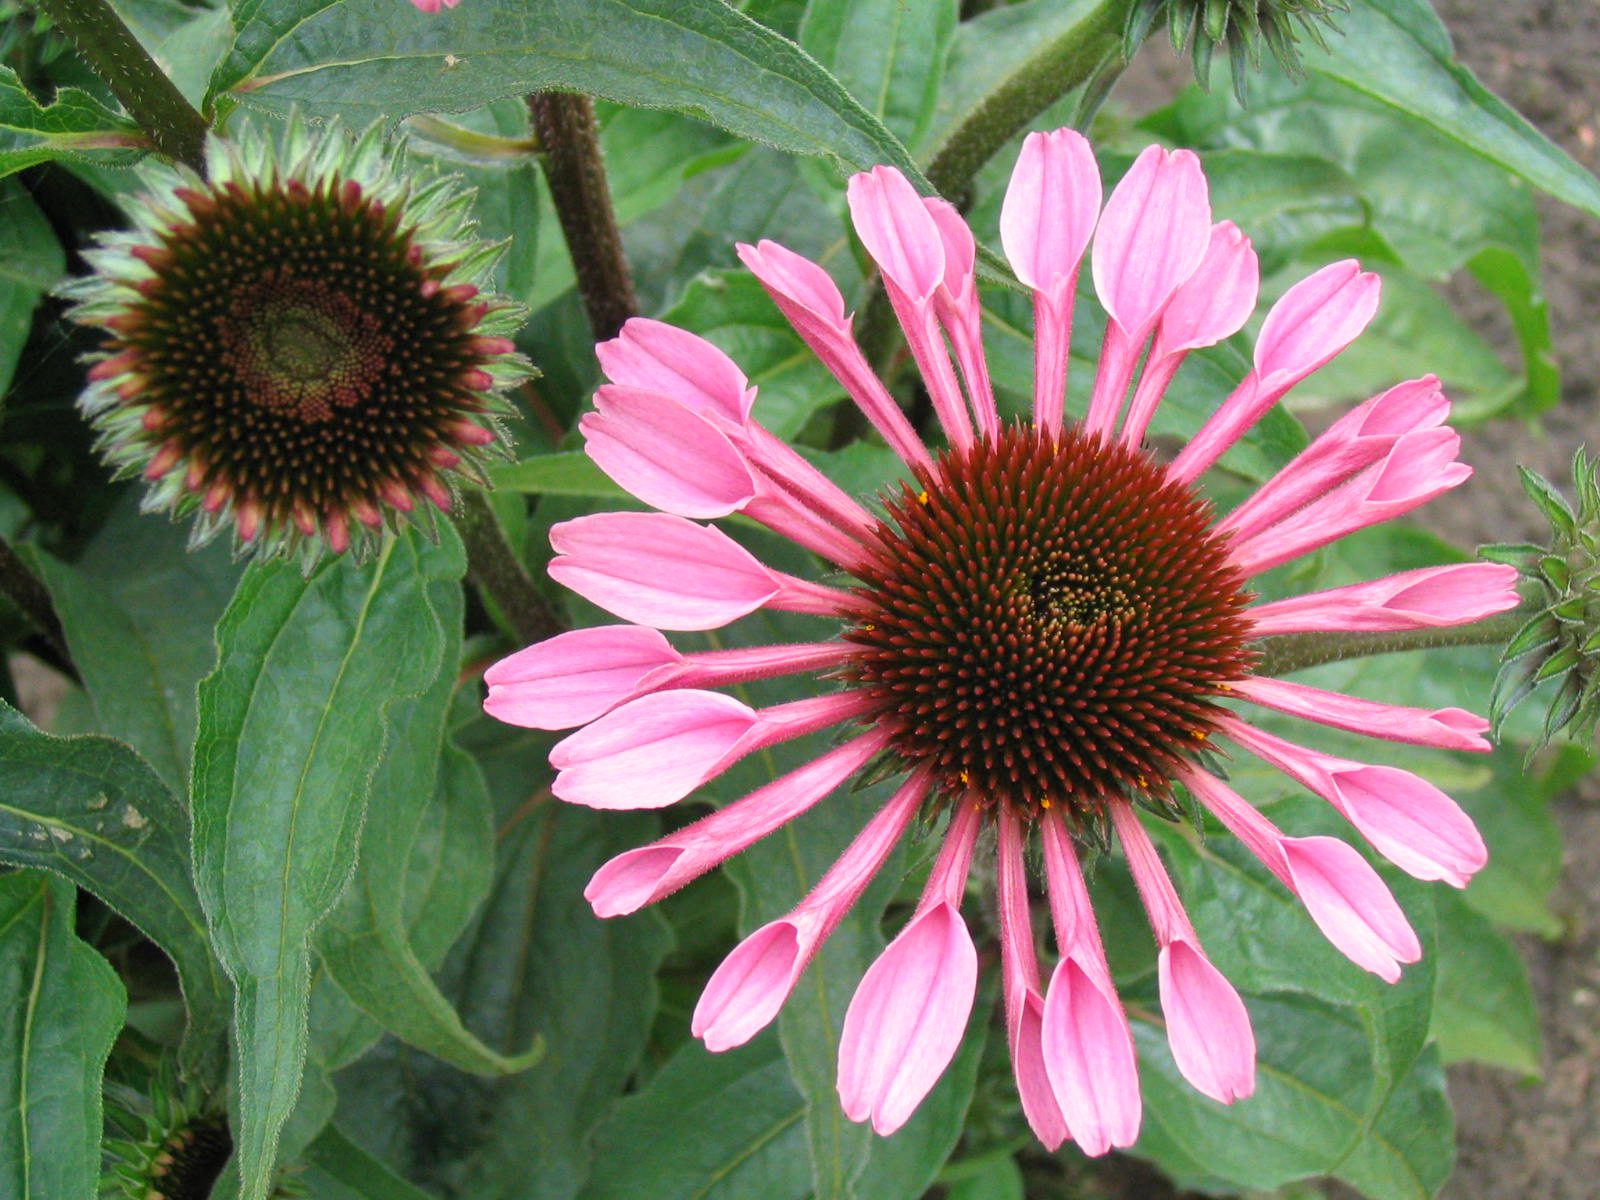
1257,606,1533,677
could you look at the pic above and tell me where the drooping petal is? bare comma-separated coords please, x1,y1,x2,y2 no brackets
548,512,853,630
1248,562,1521,635
584,728,893,917
483,624,681,730
596,317,754,424
837,803,981,1136
1281,837,1422,983
1230,676,1491,753
846,166,945,304
925,197,998,437
581,385,756,519
1042,958,1143,1155
1158,940,1256,1104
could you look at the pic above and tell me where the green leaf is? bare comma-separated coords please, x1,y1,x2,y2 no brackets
32,494,244,794
799,0,957,147
0,180,64,397
1430,891,1541,1076
1303,0,1600,221
314,566,536,1077
209,0,925,185
191,528,464,1200
0,65,146,179
580,1034,811,1200
492,452,627,499
299,1125,439,1200
0,871,127,1200
0,701,229,1081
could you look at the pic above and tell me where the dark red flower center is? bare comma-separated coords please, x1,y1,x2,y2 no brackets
846,423,1256,822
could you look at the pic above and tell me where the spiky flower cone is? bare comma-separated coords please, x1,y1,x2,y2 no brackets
1125,0,1348,102
63,114,532,560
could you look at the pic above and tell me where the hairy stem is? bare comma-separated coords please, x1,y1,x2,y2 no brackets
456,492,562,645
526,91,638,341
31,0,210,172
1256,608,1532,676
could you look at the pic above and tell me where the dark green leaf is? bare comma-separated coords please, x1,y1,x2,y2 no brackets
299,1125,438,1200
492,452,627,499
0,701,229,1080
191,528,464,1200
1431,892,1540,1076
209,0,925,185
0,871,127,1200
0,180,64,396
0,65,146,179
800,0,957,146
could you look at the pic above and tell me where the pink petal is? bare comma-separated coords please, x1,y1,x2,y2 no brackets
1281,837,1422,982
846,166,945,304
737,240,931,470
1010,988,1068,1150
483,624,681,730
596,318,754,424
1090,145,1211,343
1001,128,1102,300
1157,221,1259,354
693,771,927,1052
1158,940,1256,1104
837,901,978,1135
925,197,998,437
581,386,756,519
1041,958,1142,1155
583,728,893,917
1230,428,1471,576
550,690,757,809
1248,562,1521,635
1231,676,1491,753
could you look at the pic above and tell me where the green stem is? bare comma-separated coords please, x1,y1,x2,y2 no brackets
1256,607,1532,677
31,0,209,172
455,492,562,645
924,0,1127,198
526,91,638,342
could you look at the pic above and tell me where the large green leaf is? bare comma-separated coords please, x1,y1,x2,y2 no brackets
33,495,243,794
0,66,145,180
1304,0,1600,220
1430,891,1540,1076
299,1125,439,1200
0,701,229,1080
799,0,956,147
0,871,127,1200
314,568,535,1076
580,1034,810,1200
191,528,463,1200
208,0,924,183
0,180,63,397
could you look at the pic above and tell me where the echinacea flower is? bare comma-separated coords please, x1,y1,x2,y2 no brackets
485,131,1519,1151
64,115,529,560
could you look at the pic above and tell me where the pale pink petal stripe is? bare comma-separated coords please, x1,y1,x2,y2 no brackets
737,240,931,470
1219,717,1487,887
1186,764,1422,982
1248,562,1520,635
926,197,999,438
1169,262,1381,484
1229,428,1471,577
1001,129,1101,433
838,803,982,1136
581,385,756,519
692,770,929,1051
548,512,858,630
1230,676,1491,753
1220,376,1449,540
584,727,893,917
596,318,754,424
551,689,876,810
1120,221,1259,447
1039,811,1141,1155
995,808,1069,1150
1110,799,1255,1103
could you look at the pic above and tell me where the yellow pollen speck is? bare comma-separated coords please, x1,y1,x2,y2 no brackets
959,769,970,784
917,490,929,505
1136,775,1148,788
1192,729,1208,741
1040,798,1052,809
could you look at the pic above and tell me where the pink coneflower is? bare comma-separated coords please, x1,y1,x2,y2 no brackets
485,131,1519,1152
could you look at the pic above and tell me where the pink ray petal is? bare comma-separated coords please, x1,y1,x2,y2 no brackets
737,240,931,469
838,803,981,1136
692,770,928,1052
925,196,998,437
548,512,854,630
1248,562,1520,635
483,624,681,730
581,385,756,519
1169,261,1381,483
1001,129,1101,433
1280,836,1422,982
1230,676,1491,753
596,317,754,424
584,727,893,917
551,690,873,810
1219,718,1487,887
1230,427,1471,576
